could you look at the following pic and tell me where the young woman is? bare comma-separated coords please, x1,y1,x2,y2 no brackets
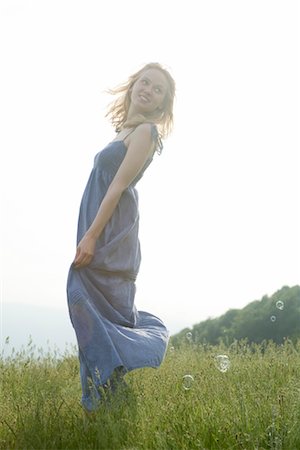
67,62,176,412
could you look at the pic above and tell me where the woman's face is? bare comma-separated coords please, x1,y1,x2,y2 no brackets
129,68,168,115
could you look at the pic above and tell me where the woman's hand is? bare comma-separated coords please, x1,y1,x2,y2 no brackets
72,233,97,269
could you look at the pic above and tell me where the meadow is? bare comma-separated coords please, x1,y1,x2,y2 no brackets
0,338,300,450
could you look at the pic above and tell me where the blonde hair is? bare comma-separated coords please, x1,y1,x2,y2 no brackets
106,63,175,140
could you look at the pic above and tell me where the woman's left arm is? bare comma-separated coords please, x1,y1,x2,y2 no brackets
73,123,154,268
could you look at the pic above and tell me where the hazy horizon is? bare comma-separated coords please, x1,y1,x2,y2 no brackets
2,283,299,357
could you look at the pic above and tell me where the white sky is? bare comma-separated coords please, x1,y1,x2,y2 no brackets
0,0,299,338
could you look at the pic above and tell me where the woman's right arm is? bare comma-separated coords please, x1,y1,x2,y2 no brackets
73,123,155,268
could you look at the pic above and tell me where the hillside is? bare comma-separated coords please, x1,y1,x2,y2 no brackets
172,285,300,346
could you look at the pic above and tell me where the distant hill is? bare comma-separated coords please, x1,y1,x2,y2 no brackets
1,302,77,357
171,285,300,346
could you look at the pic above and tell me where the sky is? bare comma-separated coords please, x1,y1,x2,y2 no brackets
0,0,299,350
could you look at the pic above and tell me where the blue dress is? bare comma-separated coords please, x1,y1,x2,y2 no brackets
67,126,169,411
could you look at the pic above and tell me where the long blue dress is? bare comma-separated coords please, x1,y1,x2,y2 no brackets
67,126,169,411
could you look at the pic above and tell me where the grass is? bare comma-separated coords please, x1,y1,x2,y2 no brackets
0,338,300,449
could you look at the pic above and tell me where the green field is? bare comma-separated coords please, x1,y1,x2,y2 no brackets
1,339,299,450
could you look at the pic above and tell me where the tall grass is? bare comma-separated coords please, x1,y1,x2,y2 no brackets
1,338,300,449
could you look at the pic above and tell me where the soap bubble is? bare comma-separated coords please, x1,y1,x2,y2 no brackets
270,315,276,322
186,332,192,342
182,374,194,390
276,300,284,311
169,346,175,353
215,354,230,373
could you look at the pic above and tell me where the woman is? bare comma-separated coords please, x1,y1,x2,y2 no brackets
67,62,175,412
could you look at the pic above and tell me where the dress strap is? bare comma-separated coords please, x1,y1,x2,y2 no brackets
120,128,136,142
150,124,163,154
120,124,163,154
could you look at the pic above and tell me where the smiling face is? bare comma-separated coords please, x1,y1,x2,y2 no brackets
128,68,168,117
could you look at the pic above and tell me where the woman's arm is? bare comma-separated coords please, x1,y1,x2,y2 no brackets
73,123,155,268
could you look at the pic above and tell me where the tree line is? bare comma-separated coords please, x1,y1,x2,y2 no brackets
172,285,300,346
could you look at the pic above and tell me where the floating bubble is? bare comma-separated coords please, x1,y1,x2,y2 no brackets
169,346,175,353
182,374,194,390
186,332,192,342
276,300,284,311
215,354,230,373
270,315,276,322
